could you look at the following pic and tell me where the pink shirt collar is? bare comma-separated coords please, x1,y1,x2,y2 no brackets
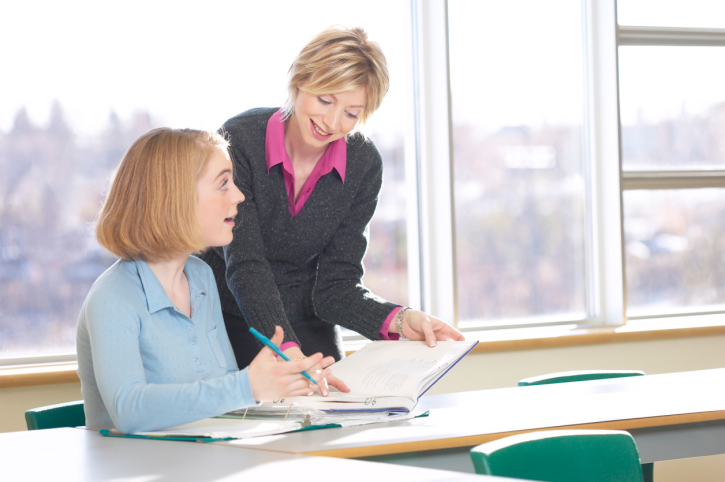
264,110,346,183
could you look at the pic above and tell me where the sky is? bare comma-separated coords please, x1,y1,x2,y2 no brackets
448,0,584,129
1,0,725,141
0,0,410,141
617,0,725,28
616,0,725,124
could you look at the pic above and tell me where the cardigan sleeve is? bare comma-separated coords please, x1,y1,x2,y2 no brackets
221,144,300,346
311,145,399,340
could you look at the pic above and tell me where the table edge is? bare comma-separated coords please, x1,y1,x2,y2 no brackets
295,410,725,458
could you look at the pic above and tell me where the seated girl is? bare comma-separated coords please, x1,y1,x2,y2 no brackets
76,128,334,434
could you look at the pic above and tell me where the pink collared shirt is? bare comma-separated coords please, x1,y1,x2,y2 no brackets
264,110,400,352
265,110,347,217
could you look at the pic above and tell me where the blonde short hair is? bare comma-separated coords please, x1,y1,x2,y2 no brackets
283,26,389,124
96,128,230,261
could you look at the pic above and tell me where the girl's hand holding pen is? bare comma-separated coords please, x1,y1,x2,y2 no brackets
282,345,351,394
248,326,335,401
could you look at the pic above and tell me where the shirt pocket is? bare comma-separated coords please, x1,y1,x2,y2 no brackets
206,328,228,369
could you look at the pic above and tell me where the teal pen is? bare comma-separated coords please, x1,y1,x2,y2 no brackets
249,327,318,385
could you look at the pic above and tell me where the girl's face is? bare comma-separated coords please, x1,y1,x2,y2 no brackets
290,87,367,149
196,149,245,247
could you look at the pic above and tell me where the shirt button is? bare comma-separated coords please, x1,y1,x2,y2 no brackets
194,358,198,363
191,341,195,346
188,326,192,331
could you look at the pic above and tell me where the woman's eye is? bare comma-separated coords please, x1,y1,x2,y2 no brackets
220,179,228,190
317,97,332,105
346,112,359,119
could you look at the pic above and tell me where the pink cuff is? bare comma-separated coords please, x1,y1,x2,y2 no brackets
278,341,300,357
380,307,402,340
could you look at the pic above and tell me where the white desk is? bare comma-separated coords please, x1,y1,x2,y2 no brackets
216,368,725,473
3,427,516,481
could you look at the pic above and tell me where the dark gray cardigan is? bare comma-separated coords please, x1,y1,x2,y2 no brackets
201,108,397,357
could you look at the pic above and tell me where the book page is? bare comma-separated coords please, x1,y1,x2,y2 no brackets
331,340,476,398
359,358,437,392
264,340,477,413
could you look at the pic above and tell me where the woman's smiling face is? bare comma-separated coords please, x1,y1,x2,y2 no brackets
290,87,367,148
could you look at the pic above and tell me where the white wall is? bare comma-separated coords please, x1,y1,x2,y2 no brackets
1,381,81,433
2,334,724,480
427,334,725,394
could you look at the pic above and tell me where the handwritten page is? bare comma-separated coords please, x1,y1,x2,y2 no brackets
331,341,475,398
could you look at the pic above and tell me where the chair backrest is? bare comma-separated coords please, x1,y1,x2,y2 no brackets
25,400,85,430
470,429,644,482
518,369,645,387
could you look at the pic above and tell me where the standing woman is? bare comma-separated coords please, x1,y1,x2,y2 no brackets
77,128,333,434
202,27,463,383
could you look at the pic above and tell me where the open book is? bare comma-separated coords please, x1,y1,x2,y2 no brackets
242,339,478,415
99,341,476,441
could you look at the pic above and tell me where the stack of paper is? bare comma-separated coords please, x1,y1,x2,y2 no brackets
103,417,301,441
225,404,416,427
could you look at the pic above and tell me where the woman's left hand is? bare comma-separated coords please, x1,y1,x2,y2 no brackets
398,309,465,347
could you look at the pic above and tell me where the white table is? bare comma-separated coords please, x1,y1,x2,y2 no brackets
3,427,516,481
215,368,725,473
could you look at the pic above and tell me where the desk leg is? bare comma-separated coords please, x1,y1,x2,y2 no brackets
642,463,654,482
357,447,475,474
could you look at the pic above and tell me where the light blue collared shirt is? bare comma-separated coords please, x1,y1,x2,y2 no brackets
76,256,256,434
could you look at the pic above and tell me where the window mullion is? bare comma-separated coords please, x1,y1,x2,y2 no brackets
410,0,456,325
622,171,725,190
619,25,725,46
585,0,625,326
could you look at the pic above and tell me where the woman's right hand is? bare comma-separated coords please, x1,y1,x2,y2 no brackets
248,326,335,401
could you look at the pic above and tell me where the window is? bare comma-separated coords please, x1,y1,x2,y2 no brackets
409,0,725,332
618,0,725,318
623,188,725,315
448,0,589,329
0,0,411,362
617,0,725,29
4,0,724,365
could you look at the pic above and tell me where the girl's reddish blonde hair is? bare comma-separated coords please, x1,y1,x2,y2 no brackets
96,128,229,261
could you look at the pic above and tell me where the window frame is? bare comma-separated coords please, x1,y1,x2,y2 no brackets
416,0,725,331
409,0,457,324
417,0,624,331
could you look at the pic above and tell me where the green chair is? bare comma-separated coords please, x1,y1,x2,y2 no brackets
518,369,645,387
25,400,85,430
470,429,644,482
517,370,653,482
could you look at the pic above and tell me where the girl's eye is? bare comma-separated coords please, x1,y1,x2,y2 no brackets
317,97,332,105
221,179,228,190
346,112,360,119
